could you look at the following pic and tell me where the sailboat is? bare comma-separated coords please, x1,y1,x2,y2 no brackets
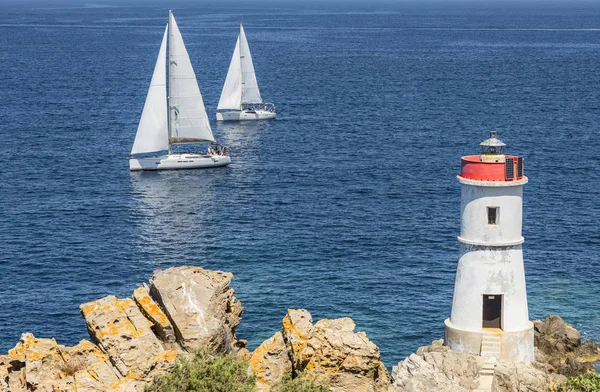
216,24,276,121
130,11,231,171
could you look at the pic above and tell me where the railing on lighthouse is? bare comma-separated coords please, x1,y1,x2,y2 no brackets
459,131,525,182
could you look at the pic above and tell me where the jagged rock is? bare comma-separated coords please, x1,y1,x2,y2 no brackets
66,339,141,391
8,333,70,392
531,347,554,373
80,295,177,380
282,309,390,392
392,340,486,391
0,352,25,392
234,339,252,360
133,284,176,344
282,309,314,371
149,266,243,354
534,314,600,377
1,333,145,392
391,353,468,392
392,339,573,392
534,315,581,355
557,356,592,378
249,332,292,391
493,359,555,392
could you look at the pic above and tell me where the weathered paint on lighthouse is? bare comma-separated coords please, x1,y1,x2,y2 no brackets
444,132,534,364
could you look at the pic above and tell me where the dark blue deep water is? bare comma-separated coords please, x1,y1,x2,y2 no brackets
1,0,599,368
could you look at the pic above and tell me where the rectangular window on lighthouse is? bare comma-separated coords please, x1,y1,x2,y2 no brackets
487,207,499,225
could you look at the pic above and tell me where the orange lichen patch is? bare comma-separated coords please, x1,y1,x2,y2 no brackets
8,334,62,364
74,339,103,354
133,286,171,328
153,350,179,363
249,336,282,379
84,296,146,340
249,344,270,370
94,323,122,340
108,373,140,390
80,302,100,315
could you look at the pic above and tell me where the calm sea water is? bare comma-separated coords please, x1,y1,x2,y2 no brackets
0,0,599,367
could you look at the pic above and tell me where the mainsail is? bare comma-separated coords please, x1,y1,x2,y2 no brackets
217,24,262,110
217,37,242,110
168,11,214,144
131,25,169,155
239,24,262,104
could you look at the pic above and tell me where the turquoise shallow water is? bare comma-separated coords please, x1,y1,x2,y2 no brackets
0,1,599,367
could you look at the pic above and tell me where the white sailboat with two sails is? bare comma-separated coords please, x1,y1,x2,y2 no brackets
216,24,276,121
130,11,230,171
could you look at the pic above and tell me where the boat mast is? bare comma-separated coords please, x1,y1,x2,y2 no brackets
167,10,172,154
239,23,244,111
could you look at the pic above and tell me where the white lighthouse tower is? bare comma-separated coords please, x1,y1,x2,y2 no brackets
444,131,534,364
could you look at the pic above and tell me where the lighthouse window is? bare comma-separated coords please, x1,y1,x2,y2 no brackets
487,207,499,225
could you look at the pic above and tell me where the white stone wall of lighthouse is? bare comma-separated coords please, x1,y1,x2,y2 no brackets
445,174,534,364
452,177,531,332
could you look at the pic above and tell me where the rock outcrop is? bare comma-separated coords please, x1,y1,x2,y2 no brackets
150,266,244,354
534,314,600,377
80,295,177,380
391,340,483,392
391,338,576,392
249,332,291,391
280,309,391,392
0,266,244,392
493,359,557,392
133,284,176,344
0,333,144,392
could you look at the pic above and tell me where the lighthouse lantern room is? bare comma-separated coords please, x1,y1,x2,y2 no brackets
444,131,534,364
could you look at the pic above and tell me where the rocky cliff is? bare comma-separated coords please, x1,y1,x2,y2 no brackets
1,267,597,392
0,267,244,392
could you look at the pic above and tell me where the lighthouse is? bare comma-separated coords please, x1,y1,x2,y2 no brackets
444,131,534,364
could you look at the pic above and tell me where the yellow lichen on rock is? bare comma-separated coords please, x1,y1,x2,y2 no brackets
80,295,167,379
249,332,291,391
133,284,176,343
281,310,390,392
134,286,170,327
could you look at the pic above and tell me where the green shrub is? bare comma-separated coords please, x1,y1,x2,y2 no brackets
558,372,600,392
145,351,256,392
272,372,329,392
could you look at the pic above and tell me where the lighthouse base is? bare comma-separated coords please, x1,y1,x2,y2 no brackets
444,319,534,364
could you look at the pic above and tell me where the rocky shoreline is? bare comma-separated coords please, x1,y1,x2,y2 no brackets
1,266,598,391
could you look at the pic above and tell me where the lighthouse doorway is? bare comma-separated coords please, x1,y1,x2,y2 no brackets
482,294,503,329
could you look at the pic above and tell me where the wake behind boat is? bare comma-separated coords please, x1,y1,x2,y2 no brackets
216,24,276,121
130,11,231,171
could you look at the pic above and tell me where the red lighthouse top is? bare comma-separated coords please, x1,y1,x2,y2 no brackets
459,132,525,182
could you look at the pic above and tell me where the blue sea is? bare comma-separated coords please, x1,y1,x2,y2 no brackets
0,0,599,368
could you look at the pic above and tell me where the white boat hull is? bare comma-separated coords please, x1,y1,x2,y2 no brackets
216,109,276,121
130,153,231,171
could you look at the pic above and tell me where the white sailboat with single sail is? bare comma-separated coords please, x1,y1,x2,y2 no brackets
216,24,276,121
130,11,231,171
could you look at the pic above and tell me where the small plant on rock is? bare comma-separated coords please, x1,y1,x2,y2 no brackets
145,350,256,392
272,371,329,392
558,372,600,392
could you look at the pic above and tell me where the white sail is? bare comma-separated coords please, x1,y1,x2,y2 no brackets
217,37,242,110
239,24,262,104
168,11,214,144
131,25,169,155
